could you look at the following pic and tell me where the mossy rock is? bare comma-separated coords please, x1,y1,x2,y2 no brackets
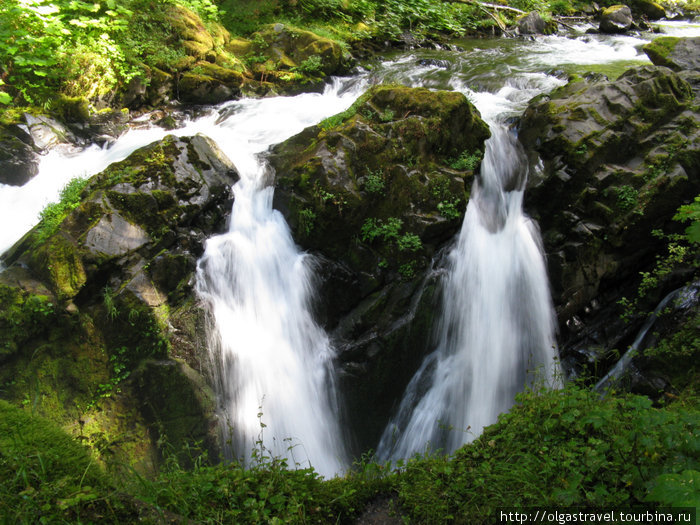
134,358,218,465
0,134,238,470
629,0,666,19
271,84,489,278
0,271,56,362
178,72,240,104
268,84,490,452
50,94,90,123
165,4,215,49
519,64,699,383
243,23,352,88
643,36,700,73
599,5,633,34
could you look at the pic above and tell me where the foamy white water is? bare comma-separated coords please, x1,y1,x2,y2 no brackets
194,79,366,478
377,124,560,459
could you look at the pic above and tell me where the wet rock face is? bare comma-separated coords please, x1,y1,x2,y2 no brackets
268,85,491,451
599,5,633,34
518,65,699,379
0,134,238,469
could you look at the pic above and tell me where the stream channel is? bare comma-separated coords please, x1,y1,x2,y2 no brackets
1,20,698,478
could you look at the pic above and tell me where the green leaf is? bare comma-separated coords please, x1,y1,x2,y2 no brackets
646,470,700,507
0,92,11,105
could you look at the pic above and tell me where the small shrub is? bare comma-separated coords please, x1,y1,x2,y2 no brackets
397,233,422,252
363,171,385,195
449,150,481,171
298,208,316,237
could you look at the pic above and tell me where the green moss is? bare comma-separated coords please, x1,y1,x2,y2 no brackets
29,235,87,301
106,190,179,241
643,37,681,70
0,284,56,360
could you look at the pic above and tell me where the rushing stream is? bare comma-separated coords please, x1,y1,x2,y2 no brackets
2,21,695,475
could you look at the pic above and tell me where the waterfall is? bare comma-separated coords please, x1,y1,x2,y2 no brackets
377,124,560,460
195,79,366,478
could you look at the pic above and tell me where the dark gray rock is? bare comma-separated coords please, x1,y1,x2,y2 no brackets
518,11,546,35
0,126,39,186
518,65,699,384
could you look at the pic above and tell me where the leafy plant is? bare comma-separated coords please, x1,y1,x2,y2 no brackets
397,233,422,252
363,171,385,195
437,199,461,220
360,217,402,244
292,55,324,77
298,208,316,237
673,195,700,244
449,150,481,171
616,184,638,213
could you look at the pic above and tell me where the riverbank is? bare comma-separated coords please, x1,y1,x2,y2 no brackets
1,0,699,120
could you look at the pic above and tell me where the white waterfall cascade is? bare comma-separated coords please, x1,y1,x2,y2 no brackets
377,122,561,460
194,79,366,478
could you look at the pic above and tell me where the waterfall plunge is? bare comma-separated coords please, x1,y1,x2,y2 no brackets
194,81,367,478
378,125,560,460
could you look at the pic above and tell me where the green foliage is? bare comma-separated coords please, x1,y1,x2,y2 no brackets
449,150,481,171
437,199,461,220
298,208,317,237
3,383,698,524
363,170,386,195
646,470,700,508
397,232,422,252
674,195,700,244
618,196,699,319
0,286,56,357
292,55,324,77
396,385,700,523
360,217,402,243
616,184,638,213
0,400,127,523
0,0,139,105
35,177,89,245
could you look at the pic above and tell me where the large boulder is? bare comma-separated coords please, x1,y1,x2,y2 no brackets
643,36,700,73
268,85,490,451
0,134,238,470
629,0,666,19
122,8,352,107
517,11,547,35
518,65,699,383
599,5,634,34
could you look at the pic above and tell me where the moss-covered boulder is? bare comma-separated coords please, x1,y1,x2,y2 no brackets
643,36,700,73
121,7,353,106
0,134,238,471
629,0,666,19
599,5,633,34
268,85,490,450
518,65,699,383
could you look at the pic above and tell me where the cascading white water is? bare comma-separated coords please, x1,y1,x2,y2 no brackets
377,105,560,461
194,79,366,478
